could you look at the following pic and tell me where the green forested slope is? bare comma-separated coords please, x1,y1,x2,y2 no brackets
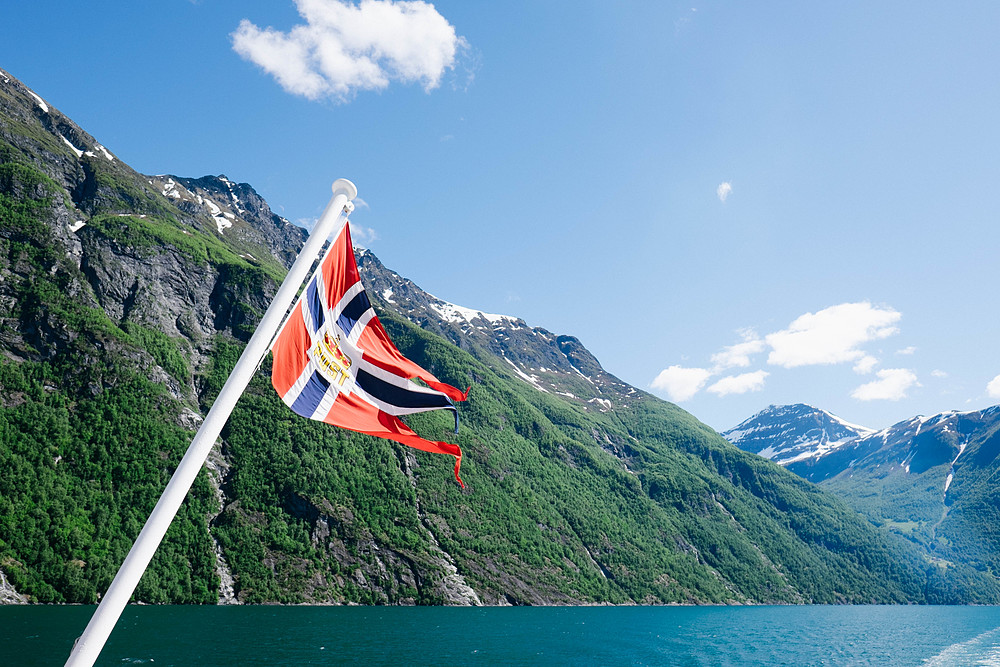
209,307,1000,605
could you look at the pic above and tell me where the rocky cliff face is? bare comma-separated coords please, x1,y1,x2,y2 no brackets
0,569,26,604
149,174,307,270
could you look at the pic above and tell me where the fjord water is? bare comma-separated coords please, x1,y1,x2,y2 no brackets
6,605,1000,666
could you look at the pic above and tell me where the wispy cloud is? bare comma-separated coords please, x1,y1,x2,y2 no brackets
707,370,769,397
852,354,878,375
710,330,764,371
717,181,732,202
651,365,711,402
294,217,377,246
233,0,467,102
766,302,900,369
348,221,379,246
851,368,919,401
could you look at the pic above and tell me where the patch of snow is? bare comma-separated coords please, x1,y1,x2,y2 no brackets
429,297,515,326
725,428,750,443
557,391,576,399
162,178,183,199
777,437,855,465
756,445,779,460
59,134,83,158
69,220,86,233
96,144,114,161
587,397,612,411
222,178,245,213
381,289,395,303
503,355,549,393
942,435,971,497
28,90,48,112
204,198,232,234
821,409,876,436
569,363,595,385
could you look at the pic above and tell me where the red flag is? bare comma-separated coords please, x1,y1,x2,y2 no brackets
271,223,468,487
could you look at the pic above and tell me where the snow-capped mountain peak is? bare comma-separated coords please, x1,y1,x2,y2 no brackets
722,403,873,467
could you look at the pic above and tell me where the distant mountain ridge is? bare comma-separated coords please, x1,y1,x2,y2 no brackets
723,403,874,478
724,403,1000,584
3,65,998,607
723,403,1000,484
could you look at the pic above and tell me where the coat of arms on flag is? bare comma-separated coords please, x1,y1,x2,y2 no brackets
270,222,469,486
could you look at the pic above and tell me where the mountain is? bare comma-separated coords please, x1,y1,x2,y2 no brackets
723,403,874,481
357,250,636,413
723,404,1000,586
2,65,996,607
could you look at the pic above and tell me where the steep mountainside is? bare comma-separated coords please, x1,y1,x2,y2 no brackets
2,66,996,607
724,404,1000,584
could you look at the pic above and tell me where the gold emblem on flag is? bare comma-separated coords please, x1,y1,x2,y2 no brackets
314,331,353,387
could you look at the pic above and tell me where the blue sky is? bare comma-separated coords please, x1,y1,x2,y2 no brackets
4,1,1000,431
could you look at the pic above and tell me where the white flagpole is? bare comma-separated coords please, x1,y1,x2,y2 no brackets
65,179,358,667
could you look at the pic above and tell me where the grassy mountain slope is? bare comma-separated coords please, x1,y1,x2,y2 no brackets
821,409,1000,582
725,404,1000,599
1,66,995,605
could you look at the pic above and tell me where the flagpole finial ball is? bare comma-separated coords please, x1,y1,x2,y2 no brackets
331,179,358,201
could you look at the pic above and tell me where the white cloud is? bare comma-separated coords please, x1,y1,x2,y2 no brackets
348,221,379,246
896,346,917,355
852,354,878,375
987,374,1000,399
717,181,732,202
651,365,711,402
931,369,948,378
710,331,764,371
766,302,901,369
707,370,769,397
851,368,919,401
294,218,378,245
233,0,466,102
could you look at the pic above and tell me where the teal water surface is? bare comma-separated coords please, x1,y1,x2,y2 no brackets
5,605,1000,666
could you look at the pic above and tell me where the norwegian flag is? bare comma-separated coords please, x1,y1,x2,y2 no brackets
270,223,469,487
